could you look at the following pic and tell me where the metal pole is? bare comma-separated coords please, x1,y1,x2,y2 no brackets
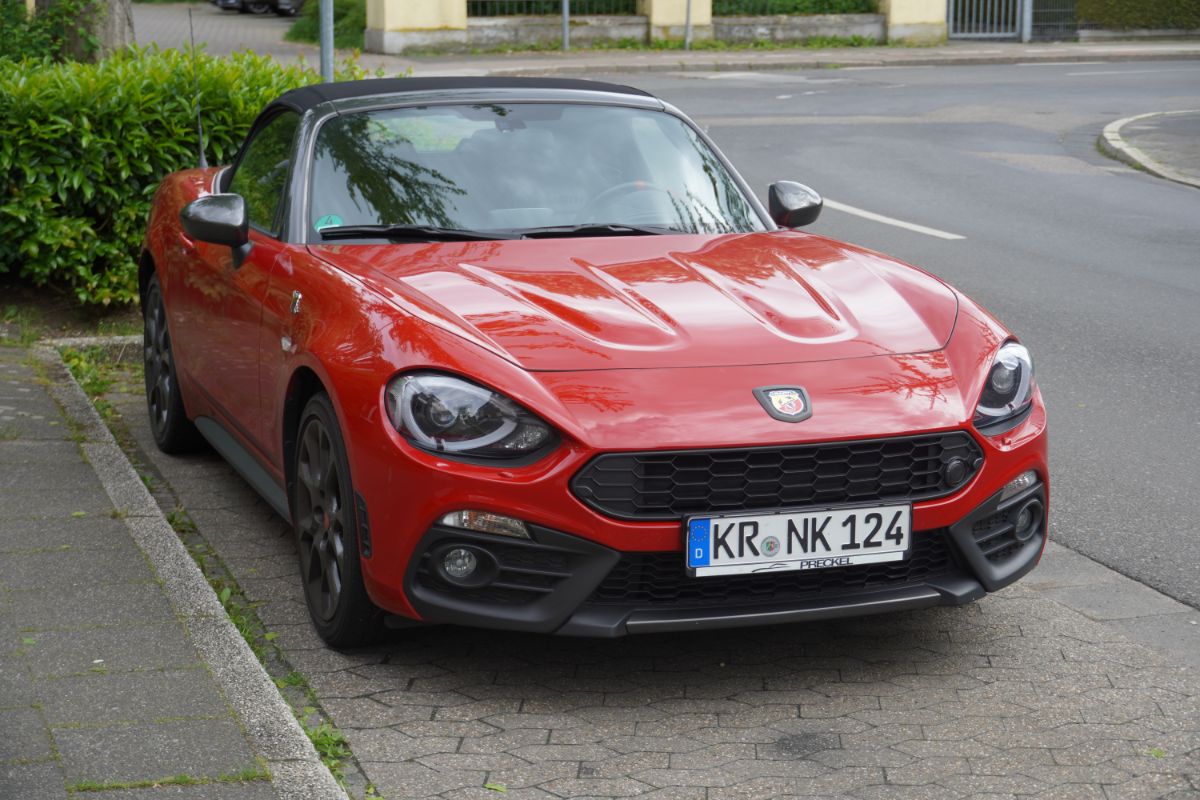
562,0,570,52
1020,0,1032,42
684,0,693,50
319,0,334,82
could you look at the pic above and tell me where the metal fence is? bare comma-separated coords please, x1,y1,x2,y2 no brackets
1031,0,1076,39
948,0,1077,40
467,0,637,15
948,0,1022,38
713,0,875,15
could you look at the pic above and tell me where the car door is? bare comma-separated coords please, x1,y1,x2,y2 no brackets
178,110,301,455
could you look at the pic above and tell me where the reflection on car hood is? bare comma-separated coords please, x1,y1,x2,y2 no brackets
308,231,958,372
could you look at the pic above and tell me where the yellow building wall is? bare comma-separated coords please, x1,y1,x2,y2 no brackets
368,0,467,34
879,0,947,42
645,0,712,29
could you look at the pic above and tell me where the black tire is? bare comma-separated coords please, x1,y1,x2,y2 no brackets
246,1,271,13
292,393,382,648
143,276,201,454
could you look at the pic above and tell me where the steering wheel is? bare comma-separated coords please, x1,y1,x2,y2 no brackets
578,181,674,223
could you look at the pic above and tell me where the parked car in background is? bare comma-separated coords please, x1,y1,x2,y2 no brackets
140,77,1049,647
211,0,302,16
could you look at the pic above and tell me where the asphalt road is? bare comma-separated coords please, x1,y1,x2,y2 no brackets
592,62,1200,609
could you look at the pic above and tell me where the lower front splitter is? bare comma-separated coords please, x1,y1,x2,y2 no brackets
555,574,986,637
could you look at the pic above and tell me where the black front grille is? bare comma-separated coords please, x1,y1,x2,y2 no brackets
589,530,956,607
572,433,983,521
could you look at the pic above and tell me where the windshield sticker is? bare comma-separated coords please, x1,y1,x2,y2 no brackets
314,214,343,231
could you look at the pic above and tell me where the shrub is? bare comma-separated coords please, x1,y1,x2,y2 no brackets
0,0,98,61
0,47,380,305
1076,0,1200,30
285,0,366,50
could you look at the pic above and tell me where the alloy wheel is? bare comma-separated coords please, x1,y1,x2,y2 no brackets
143,290,174,442
295,416,348,622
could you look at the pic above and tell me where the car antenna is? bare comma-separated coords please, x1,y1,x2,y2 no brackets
187,8,208,169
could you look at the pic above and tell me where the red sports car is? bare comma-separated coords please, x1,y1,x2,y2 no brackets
141,77,1048,647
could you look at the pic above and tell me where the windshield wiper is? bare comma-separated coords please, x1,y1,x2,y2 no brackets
319,224,521,242
516,223,682,239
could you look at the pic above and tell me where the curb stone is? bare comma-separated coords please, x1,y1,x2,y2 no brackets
1098,109,1200,189
32,343,349,800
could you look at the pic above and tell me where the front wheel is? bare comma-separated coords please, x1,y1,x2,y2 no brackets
292,393,382,648
143,276,200,454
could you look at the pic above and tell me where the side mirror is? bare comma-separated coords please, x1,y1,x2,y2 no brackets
180,194,251,266
768,181,823,228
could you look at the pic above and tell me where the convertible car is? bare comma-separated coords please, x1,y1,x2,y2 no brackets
141,77,1048,646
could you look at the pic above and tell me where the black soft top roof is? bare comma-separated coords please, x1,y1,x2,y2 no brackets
270,76,653,114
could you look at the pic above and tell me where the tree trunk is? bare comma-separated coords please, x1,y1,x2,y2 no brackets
38,0,135,60
94,0,135,56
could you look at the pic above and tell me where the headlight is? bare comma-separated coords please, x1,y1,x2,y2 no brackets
974,341,1035,431
385,372,554,459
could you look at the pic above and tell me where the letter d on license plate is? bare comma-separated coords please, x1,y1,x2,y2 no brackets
686,504,911,577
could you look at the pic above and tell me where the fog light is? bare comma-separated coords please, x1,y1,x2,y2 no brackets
443,548,478,579
439,510,530,539
1000,470,1038,501
1014,499,1043,542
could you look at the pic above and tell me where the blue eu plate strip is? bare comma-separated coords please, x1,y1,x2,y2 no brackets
687,519,711,567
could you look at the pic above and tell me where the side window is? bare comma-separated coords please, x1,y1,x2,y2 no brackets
228,111,301,235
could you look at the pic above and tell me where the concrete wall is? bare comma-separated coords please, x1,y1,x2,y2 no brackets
470,15,650,48
1078,27,1200,41
369,13,885,53
364,0,944,54
714,13,884,43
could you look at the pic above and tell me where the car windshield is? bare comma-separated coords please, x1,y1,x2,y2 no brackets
308,102,766,238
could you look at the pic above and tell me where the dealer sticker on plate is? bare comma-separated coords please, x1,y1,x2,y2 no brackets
685,504,911,577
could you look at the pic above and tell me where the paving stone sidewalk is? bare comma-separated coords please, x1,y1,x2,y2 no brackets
1106,111,1200,189
92,355,1200,800
0,344,338,799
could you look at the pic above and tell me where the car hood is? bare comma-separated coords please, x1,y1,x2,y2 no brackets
308,231,957,372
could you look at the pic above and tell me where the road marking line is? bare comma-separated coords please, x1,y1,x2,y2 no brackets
840,65,934,71
1068,68,1200,77
1015,61,1105,66
823,199,966,240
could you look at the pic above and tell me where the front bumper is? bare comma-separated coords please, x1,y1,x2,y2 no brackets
402,477,1046,637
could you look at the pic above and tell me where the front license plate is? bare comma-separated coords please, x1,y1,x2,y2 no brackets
686,504,911,577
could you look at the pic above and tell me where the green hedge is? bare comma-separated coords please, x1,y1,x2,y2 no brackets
0,48,377,305
0,0,97,61
285,0,366,50
1076,0,1200,30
